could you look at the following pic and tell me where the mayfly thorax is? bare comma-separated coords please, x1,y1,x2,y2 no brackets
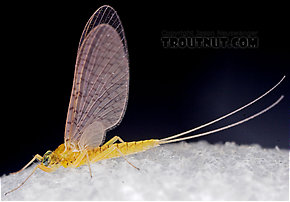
5,5,285,195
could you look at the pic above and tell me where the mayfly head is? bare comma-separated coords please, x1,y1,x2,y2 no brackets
42,150,53,166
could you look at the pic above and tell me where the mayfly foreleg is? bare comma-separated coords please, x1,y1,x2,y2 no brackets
5,165,38,195
71,150,88,168
5,163,52,195
103,136,125,146
70,148,92,177
37,164,56,173
6,153,58,195
85,151,93,178
11,154,43,175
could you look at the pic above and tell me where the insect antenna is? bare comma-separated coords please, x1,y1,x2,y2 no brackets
159,76,285,144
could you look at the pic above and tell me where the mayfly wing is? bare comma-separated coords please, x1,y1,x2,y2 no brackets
65,5,129,149
75,24,129,147
75,5,128,126
78,5,128,56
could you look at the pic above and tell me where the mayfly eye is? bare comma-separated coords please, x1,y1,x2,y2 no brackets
42,157,51,166
42,151,52,166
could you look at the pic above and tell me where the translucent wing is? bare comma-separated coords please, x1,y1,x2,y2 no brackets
64,6,129,149
78,5,128,57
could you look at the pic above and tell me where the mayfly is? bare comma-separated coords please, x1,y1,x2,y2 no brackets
5,5,285,195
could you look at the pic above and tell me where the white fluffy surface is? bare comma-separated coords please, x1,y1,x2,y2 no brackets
1,141,289,200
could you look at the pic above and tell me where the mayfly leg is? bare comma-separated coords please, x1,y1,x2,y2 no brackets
91,143,139,170
85,151,93,178
103,136,125,146
5,161,55,195
5,166,39,195
102,136,139,169
114,146,140,170
69,148,93,178
71,150,88,168
10,154,43,175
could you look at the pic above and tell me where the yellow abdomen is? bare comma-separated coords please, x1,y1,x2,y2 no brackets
87,139,160,164
53,139,160,168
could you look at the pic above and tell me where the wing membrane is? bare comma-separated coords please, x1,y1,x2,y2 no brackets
65,6,129,149
78,5,128,56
